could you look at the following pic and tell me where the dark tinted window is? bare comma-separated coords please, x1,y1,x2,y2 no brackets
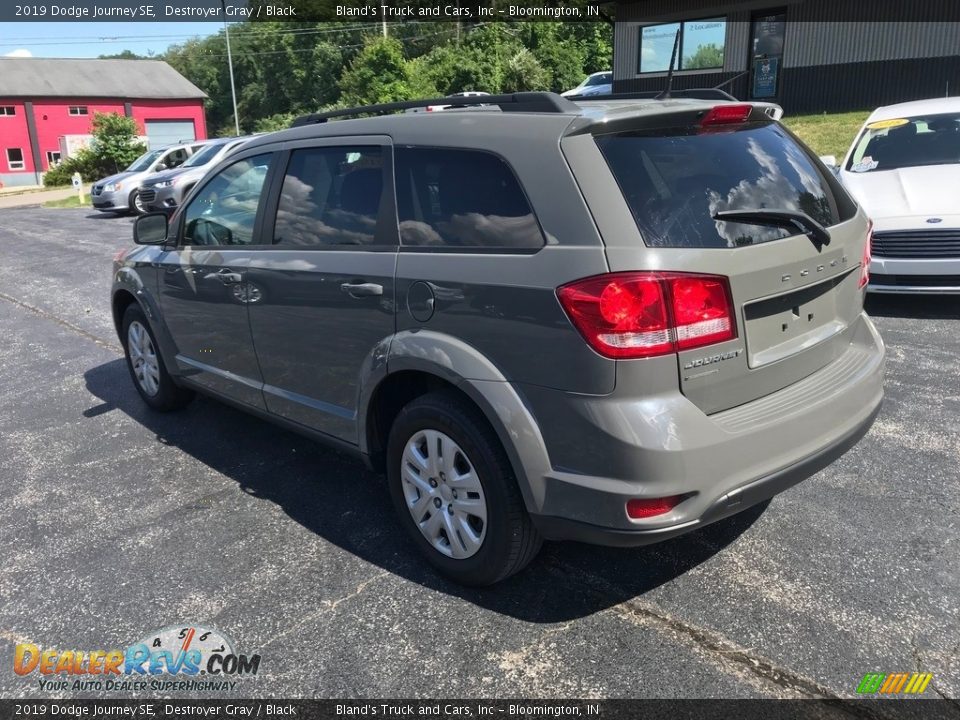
596,123,840,249
273,146,383,247
395,147,543,249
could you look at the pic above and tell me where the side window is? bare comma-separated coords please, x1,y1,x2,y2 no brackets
164,149,189,169
272,146,384,247
182,154,271,247
395,147,543,250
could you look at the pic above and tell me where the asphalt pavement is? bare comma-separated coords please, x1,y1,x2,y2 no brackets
0,207,957,700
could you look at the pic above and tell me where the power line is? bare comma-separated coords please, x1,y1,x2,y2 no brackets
1,22,447,46
186,28,461,60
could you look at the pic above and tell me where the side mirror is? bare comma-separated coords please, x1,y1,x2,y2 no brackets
155,163,167,172
134,212,169,245
819,155,838,168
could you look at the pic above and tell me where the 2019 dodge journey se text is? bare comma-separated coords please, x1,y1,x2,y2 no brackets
112,92,885,585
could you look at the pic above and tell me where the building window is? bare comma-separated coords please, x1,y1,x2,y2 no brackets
46,150,62,166
68,106,89,116
0,106,15,116
638,18,726,74
7,148,25,171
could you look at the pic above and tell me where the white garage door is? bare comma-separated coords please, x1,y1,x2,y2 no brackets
145,120,196,150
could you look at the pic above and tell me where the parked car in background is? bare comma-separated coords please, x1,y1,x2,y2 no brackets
92,140,209,215
828,97,960,293
113,92,883,585
562,71,612,98
140,136,252,214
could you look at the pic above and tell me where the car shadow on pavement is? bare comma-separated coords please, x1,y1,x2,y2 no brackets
84,358,764,623
84,213,129,221
865,294,960,319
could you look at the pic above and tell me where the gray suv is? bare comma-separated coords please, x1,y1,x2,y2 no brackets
140,136,252,214
112,92,884,585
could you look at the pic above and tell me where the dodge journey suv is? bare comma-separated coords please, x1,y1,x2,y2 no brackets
112,92,884,585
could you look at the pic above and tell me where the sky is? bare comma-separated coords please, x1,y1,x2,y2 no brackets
0,22,221,59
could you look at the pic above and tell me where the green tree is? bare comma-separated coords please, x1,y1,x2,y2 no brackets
339,36,436,106
90,112,147,175
683,43,724,70
502,48,550,93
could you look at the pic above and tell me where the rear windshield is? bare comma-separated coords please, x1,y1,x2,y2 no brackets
596,122,840,248
846,112,960,173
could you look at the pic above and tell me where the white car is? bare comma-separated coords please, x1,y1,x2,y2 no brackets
830,97,960,293
561,72,612,98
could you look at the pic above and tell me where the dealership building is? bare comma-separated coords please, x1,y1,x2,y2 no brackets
0,58,207,187
609,0,960,113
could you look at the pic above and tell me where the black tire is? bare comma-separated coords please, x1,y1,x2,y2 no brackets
386,391,542,586
121,304,194,411
128,189,145,216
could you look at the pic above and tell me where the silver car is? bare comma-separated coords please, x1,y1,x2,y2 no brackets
140,136,252,214
91,141,208,215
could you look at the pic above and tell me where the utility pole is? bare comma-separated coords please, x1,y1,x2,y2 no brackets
221,0,240,136
382,19,387,37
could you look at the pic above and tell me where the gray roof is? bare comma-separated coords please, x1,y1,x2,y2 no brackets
0,58,206,100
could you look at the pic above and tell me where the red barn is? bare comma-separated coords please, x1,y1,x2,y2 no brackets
0,57,207,188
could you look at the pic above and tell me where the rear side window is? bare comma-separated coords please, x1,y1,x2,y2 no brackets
596,123,841,248
273,146,384,247
395,147,543,250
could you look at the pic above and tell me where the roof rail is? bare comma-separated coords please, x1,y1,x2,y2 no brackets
291,92,579,127
569,88,738,102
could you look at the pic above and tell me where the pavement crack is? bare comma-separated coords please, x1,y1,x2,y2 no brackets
613,599,840,698
0,290,121,353
545,558,856,703
322,571,390,611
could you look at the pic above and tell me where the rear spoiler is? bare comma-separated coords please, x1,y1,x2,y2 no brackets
563,100,785,137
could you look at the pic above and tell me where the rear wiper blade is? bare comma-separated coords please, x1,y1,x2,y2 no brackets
713,209,831,250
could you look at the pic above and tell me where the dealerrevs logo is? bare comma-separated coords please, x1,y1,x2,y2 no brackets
14,625,261,692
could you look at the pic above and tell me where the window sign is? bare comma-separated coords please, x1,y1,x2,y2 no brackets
639,22,681,74
638,19,726,74
753,57,780,98
681,19,726,70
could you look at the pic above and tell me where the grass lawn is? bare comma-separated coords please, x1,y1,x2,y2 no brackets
782,111,870,162
43,193,89,209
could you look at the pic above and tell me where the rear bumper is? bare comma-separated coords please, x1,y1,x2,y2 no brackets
532,399,880,546
523,312,885,545
869,256,960,294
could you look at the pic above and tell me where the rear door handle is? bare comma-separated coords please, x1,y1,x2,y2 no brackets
340,282,383,298
216,269,242,285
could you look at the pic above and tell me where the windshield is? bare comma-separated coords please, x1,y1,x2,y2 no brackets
182,142,226,168
846,112,960,173
584,73,610,87
126,149,163,172
597,122,840,249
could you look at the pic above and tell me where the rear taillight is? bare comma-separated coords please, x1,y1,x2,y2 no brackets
627,496,682,519
701,104,753,127
859,220,873,290
557,272,736,359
